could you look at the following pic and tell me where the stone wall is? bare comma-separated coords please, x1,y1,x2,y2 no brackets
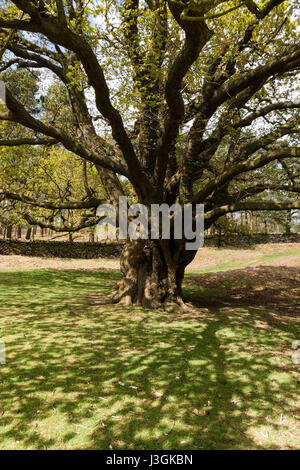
205,233,300,247
0,233,299,259
0,239,123,259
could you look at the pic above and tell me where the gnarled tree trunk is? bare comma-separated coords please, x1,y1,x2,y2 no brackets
109,239,196,311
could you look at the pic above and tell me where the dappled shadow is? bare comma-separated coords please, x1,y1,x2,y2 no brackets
185,265,300,327
0,267,299,449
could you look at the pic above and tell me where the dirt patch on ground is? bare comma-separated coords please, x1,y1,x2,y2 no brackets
187,243,300,270
261,254,300,267
0,255,120,270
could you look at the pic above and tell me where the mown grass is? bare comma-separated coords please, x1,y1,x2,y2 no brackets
0,264,299,450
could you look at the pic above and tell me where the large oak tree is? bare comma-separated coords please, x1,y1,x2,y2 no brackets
0,0,299,309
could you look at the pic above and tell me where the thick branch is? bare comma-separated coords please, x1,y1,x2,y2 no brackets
2,3,154,199
0,190,106,210
230,184,300,201
192,147,300,203
237,101,300,128
0,137,57,147
185,47,300,124
23,213,102,234
205,199,300,224
244,0,285,20
2,88,127,175
154,2,212,190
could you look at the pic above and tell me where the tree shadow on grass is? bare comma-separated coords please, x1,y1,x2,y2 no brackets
0,267,299,449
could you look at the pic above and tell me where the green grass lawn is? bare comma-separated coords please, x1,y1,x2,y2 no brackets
0,264,299,449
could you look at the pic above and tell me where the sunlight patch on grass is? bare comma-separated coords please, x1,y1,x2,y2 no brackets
0,268,299,449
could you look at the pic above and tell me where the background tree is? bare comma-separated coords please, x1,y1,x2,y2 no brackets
0,0,299,310
0,68,107,238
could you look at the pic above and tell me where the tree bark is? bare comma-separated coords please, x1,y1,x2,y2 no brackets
25,227,32,240
6,225,13,239
109,239,196,311
285,210,292,234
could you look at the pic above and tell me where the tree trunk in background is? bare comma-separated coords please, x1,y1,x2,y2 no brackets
6,225,13,239
285,210,292,234
249,212,254,231
110,239,196,311
17,226,22,238
26,228,32,240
